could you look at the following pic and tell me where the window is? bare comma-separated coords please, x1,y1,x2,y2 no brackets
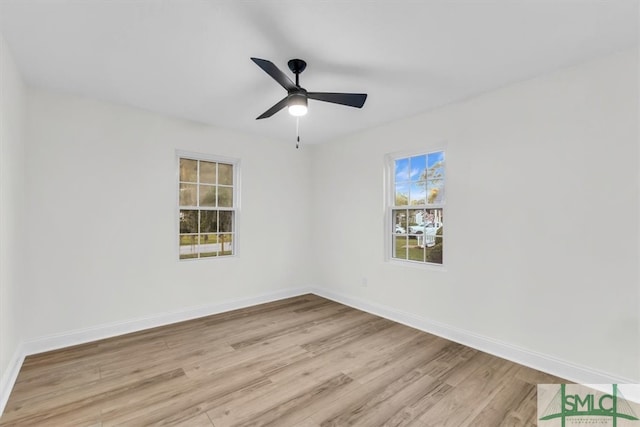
388,150,445,265
178,153,238,260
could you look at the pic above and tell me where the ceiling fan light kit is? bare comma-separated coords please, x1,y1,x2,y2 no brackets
287,91,308,117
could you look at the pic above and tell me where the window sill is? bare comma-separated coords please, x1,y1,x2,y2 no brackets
386,259,448,272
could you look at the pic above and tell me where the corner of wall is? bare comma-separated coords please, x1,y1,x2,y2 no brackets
0,31,28,417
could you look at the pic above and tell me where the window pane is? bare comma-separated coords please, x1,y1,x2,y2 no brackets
218,187,233,207
179,234,198,259
421,226,438,248
426,208,443,227
426,210,443,264
393,210,407,234
219,211,233,233
218,163,233,185
410,155,427,180
179,234,197,245
427,151,445,180
199,185,216,207
179,183,197,206
408,242,425,262
179,210,198,233
200,210,218,233
395,183,409,206
180,159,197,182
410,181,426,205
200,234,217,257
395,158,409,182
394,235,408,260
200,161,216,184
427,179,444,204
408,209,426,234
200,252,216,258
425,239,443,264
219,234,233,256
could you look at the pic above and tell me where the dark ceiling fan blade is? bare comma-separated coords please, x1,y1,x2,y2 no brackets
256,96,289,120
307,92,367,108
251,57,297,92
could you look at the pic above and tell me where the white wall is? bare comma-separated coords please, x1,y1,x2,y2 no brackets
21,89,313,341
0,35,26,391
310,50,639,381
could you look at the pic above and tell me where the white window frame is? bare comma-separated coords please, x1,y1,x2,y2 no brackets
384,147,446,268
176,150,240,261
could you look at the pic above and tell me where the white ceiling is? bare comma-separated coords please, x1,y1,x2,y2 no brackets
1,0,637,144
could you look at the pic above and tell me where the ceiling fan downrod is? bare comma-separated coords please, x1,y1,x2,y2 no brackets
287,59,307,87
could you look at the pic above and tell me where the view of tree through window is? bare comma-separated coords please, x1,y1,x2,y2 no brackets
179,157,235,259
391,151,445,264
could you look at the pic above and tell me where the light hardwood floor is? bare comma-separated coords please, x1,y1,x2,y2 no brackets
0,294,564,426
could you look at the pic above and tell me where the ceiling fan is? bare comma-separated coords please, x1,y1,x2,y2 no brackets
251,57,368,120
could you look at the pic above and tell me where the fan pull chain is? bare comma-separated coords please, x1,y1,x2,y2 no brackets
296,117,300,149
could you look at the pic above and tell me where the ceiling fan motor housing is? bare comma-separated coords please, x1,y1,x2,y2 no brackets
289,88,308,100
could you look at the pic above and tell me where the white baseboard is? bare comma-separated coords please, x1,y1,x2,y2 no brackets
310,287,638,386
0,344,25,418
2,285,635,417
20,286,311,357
0,286,311,416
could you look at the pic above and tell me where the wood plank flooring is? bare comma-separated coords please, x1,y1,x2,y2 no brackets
0,294,565,426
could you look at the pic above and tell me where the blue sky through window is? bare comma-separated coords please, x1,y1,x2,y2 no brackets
396,151,444,182
395,158,409,182
427,151,445,180
410,155,426,180
394,151,445,205
427,151,444,168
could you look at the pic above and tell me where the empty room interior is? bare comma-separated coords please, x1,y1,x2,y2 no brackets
0,1,639,426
